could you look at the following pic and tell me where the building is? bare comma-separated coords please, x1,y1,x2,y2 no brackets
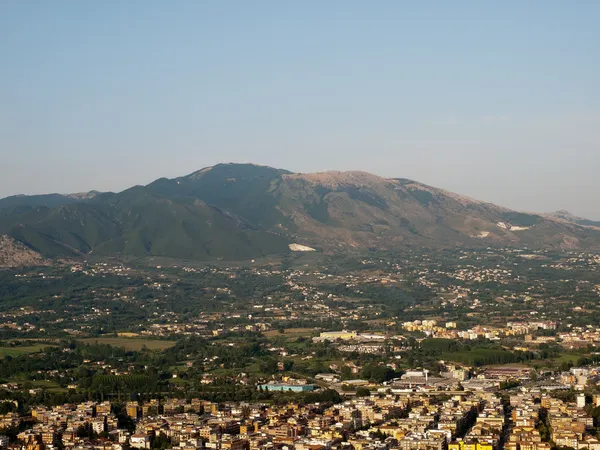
449,441,492,450
259,383,315,392
313,330,358,342
315,373,340,383
126,402,140,420
96,401,112,416
130,434,151,449
92,419,106,434
400,431,447,450
221,435,248,450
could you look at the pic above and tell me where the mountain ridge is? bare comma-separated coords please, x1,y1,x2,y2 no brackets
546,210,600,230
1,163,598,262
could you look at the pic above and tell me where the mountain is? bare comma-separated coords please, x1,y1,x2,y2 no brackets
0,234,48,268
66,190,103,201
0,191,104,215
547,210,600,229
1,163,598,261
0,193,80,213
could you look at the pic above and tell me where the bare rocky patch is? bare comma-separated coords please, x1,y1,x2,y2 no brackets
0,235,49,268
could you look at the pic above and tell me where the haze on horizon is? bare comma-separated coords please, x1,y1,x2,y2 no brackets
1,1,599,219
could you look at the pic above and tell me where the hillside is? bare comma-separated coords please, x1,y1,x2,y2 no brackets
268,171,595,251
0,193,80,213
547,210,600,229
0,234,48,268
1,163,598,261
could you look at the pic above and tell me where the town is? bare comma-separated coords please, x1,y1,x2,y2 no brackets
3,365,600,450
1,248,600,450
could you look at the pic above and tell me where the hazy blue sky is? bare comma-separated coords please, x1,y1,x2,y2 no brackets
1,1,599,218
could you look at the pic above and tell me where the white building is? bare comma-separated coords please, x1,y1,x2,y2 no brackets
130,434,151,449
92,419,106,434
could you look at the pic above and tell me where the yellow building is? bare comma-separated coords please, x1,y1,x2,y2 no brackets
126,402,140,420
449,441,493,450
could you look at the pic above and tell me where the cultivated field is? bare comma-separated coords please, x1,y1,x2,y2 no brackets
263,328,315,338
78,337,176,351
0,344,53,358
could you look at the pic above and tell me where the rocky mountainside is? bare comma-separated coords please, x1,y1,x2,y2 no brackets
547,210,600,229
0,163,598,261
0,234,48,268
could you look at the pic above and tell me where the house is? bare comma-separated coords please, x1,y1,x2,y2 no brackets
130,434,151,449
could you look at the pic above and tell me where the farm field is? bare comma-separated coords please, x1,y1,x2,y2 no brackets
0,344,53,358
263,328,315,339
78,337,176,351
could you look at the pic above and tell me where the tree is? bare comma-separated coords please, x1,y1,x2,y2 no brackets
152,434,171,450
355,387,371,397
241,405,251,420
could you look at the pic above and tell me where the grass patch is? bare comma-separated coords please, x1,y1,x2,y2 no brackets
0,345,52,358
78,337,175,351
263,328,316,339
528,352,583,368
553,353,582,364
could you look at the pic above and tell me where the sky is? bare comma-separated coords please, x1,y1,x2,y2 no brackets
1,1,599,218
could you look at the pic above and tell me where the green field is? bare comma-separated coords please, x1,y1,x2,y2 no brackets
78,337,176,351
527,352,584,368
263,328,315,339
0,344,52,358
